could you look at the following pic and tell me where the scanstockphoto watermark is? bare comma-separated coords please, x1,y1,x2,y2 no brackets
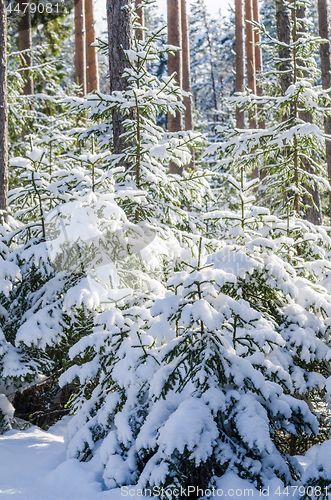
120,485,259,498
121,485,331,498
6,0,75,21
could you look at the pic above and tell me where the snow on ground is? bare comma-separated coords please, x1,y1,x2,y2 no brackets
0,417,116,499
0,416,319,499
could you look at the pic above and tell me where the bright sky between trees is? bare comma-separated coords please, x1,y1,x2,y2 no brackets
156,0,232,18
94,0,231,40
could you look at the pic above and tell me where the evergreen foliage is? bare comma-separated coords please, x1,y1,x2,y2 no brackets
2,0,331,495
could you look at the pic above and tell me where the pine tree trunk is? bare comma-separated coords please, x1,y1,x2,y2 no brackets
18,0,34,95
0,0,8,222
235,0,245,129
252,0,266,180
181,0,193,132
253,0,266,130
253,0,262,97
85,0,99,93
276,0,292,96
245,0,256,130
75,0,86,95
181,0,194,170
167,0,183,174
318,0,331,218
135,0,144,41
245,0,258,178
107,0,132,155
200,0,218,122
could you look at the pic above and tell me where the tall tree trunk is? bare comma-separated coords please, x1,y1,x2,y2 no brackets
75,0,86,95
295,5,322,224
85,0,99,93
199,0,218,122
0,0,8,222
318,0,331,217
135,0,144,41
107,0,132,155
18,0,34,95
245,0,258,178
276,0,292,96
253,0,265,130
253,0,262,97
252,0,266,179
235,0,245,129
245,0,256,130
181,0,194,170
167,0,183,174
181,0,193,131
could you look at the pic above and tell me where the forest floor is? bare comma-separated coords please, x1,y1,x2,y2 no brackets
0,416,317,500
0,416,118,499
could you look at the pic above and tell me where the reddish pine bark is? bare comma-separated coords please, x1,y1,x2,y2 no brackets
0,0,8,222
252,0,262,97
75,0,86,95
167,0,183,175
135,0,145,41
245,0,256,129
235,0,245,129
181,0,194,170
85,0,99,93
181,0,193,132
18,0,34,95
318,0,331,217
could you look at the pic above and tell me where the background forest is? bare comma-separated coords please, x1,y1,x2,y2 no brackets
2,0,331,498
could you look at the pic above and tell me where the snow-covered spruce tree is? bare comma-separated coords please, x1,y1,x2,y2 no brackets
69,19,210,234
56,5,216,480
215,0,330,225
56,19,331,497
0,139,166,433
60,177,331,493
0,0,210,422
0,37,101,397
125,165,331,493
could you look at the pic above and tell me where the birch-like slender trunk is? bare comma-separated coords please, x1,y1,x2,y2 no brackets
235,0,245,129
85,0,99,93
75,0,86,95
0,0,8,222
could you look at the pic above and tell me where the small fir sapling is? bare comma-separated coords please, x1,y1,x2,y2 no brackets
212,0,331,225
68,20,211,234
60,170,331,491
